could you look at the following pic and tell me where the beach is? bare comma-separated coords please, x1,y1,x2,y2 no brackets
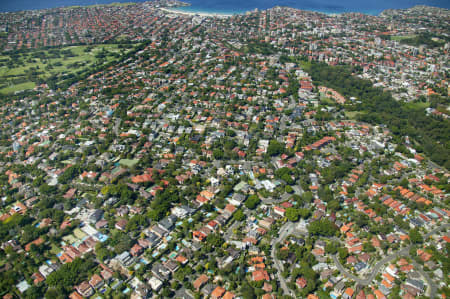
159,7,234,18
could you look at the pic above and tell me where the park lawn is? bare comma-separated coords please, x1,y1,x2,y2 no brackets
391,35,416,41
0,81,35,94
0,63,39,76
320,96,334,105
0,44,122,94
0,44,119,77
50,244,61,255
404,101,430,110
344,111,360,120
119,159,139,168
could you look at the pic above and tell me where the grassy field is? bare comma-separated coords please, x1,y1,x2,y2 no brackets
404,101,430,110
344,111,361,120
0,81,36,94
119,159,139,168
391,35,416,41
50,244,61,255
0,44,124,94
320,95,335,105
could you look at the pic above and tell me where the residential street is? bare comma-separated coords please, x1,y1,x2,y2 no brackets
0,3,448,298
271,222,296,297
332,223,450,298
332,246,411,285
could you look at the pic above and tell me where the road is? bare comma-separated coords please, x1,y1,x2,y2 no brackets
223,219,240,240
271,222,296,297
418,223,450,299
411,259,436,298
113,118,121,135
423,223,450,239
332,223,449,298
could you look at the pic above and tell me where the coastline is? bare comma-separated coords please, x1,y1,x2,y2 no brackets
159,6,381,18
1,0,448,15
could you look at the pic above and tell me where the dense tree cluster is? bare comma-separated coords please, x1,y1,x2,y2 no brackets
304,60,450,168
245,195,261,209
308,219,338,236
46,256,96,293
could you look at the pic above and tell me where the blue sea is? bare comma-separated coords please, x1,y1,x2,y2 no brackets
0,0,449,15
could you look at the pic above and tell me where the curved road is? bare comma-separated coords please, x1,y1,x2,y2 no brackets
423,223,450,239
411,259,436,298
333,223,449,298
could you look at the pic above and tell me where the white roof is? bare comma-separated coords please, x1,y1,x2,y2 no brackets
16,281,30,293
81,224,98,236
149,276,163,290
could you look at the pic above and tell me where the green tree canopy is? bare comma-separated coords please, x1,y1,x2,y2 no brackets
286,208,300,222
409,228,423,244
245,195,261,209
308,219,338,236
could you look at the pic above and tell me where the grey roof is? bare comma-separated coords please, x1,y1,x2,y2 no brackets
406,278,424,290
158,218,174,231
151,225,168,237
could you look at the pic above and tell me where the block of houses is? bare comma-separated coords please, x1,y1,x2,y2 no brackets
343,287,354,299
211,286,226,299
130,244,144,257
296,277,307,289
115,219,128,231
273,206,286,217
193,274,209,291
76,281,94,298
148,276,163,291
89,274,104,289
252,269,270,281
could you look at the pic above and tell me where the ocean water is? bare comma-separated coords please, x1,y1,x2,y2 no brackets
0,0,449,14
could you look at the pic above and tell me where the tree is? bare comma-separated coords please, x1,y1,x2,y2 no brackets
286,208,300,222
126,214,147,231
409,228,423,244
306,60,450,168
281,173,294,185
233,209,245,221
327,200,340,212
245,195,261,209
161,287,174,297
110,232,133,254
46,257,96,292
308,219,338,236
399,178,409,188
96,247,112,262
298,208,311,219
58,164,80,184
338,247,348,260
302,191,314,203
39,183,57,196
213,149,224,160
285,185,294,193
363,242,376,253
325,242,338,254
267,139,284,156
277,247,289,260
45,287,66,299
206,233,224,248
241,282,256,299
